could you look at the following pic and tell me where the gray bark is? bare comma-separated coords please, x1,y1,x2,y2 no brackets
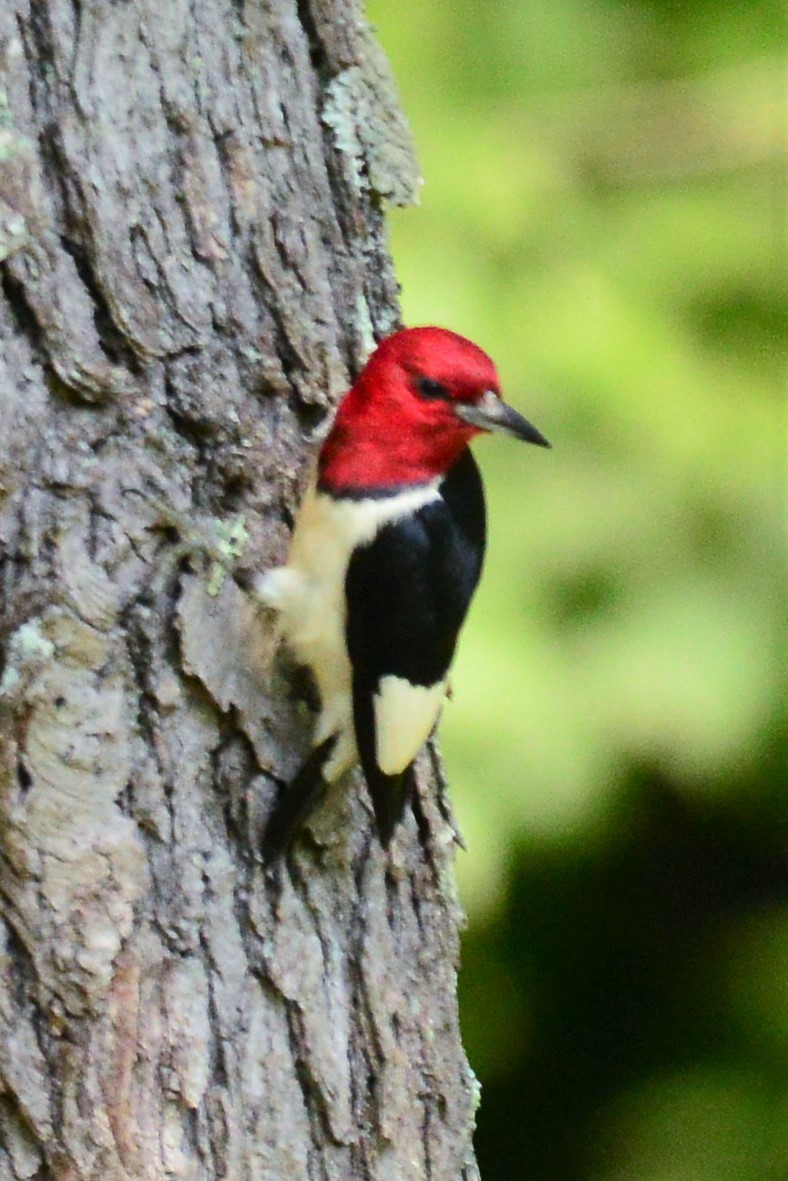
0,1,481,1178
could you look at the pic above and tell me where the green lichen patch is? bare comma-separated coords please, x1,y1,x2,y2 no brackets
321,34,421,209
207,515,249,596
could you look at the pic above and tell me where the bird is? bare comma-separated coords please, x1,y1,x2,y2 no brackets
256,326,549,854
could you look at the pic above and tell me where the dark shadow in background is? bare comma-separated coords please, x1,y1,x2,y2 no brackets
466,720,788,1180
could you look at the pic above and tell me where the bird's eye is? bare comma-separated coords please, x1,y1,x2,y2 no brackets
416,377,450,401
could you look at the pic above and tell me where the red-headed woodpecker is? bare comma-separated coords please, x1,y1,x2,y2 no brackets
258,326,549,852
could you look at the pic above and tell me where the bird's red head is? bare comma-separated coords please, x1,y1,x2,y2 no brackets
318,326,548,494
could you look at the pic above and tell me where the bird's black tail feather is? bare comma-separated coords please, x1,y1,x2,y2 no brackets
263,729,416,858
262,736,337,859
366,763,416,847
352,676,416,846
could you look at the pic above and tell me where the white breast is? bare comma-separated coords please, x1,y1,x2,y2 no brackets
257,472,441,778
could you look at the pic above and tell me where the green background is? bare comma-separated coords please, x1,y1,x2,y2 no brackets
367,1,785,1177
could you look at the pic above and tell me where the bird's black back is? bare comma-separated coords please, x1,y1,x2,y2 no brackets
345,447,487,842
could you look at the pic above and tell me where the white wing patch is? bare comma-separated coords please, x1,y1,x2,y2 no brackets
374,675,447,775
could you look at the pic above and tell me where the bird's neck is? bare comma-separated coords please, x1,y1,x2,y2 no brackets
318,418,471,497
317,379,477,496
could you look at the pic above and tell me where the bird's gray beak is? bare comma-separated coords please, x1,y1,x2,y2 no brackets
455,389,550,447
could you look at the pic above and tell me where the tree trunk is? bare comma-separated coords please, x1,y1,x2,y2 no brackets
0,2,480,1178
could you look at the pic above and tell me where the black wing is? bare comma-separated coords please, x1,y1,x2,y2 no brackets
345,448,486,843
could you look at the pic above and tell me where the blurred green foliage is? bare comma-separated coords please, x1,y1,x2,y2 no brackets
367,0,785,1176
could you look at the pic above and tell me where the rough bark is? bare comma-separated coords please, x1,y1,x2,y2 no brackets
0,2,480,1178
